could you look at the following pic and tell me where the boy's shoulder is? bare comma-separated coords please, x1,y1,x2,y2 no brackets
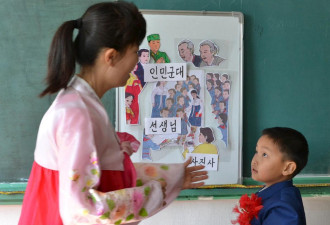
252,180,306,225
258,180,302,203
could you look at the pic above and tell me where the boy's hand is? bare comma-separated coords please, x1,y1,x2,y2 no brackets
182,157,208,189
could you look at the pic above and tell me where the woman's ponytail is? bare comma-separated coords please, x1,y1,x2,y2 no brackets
39,20,76,97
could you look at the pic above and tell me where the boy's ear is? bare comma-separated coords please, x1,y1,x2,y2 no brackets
282,161,297,176
104,48,118,66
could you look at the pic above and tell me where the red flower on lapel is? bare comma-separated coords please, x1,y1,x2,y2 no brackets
231,193,263,225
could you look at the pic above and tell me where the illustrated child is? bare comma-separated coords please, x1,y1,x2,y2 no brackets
142,132,160,161
223,89,230,107
174,95,185,116
206,79,215,99
183,75,191,90
193,77,201,95
233,127,308,225
160,107,169,118
151,81,168,118
219,100,227,114
206,72,213,80
18,2,208,224
217,113,228,146
165,98,176,117
189,74,196,83
188,90,203,137
147,33,170,63
223,80,231,90
213,73,220,83
211,86,223,113
188,82,195,93
176,108,188,145
180,87,191,108
173,83,182,104
220,73,229,83
125,92,135,124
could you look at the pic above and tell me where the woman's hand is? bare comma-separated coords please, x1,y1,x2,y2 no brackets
120,141,135,156
158,179,167,206
182,157,208,189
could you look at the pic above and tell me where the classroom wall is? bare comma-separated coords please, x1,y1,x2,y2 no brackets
1,0,329,184
1,0,330,224
2,196,330,225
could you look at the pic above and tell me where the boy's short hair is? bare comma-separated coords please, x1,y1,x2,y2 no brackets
262,127,309,177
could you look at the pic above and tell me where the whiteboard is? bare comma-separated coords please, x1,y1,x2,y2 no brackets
117,10,243,186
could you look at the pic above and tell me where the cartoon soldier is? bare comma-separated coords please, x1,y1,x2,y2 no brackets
147,34,170,63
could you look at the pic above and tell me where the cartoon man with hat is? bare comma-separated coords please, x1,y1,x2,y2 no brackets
147,34,170,63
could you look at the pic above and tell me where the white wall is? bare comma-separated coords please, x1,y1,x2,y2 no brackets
2,196,330,225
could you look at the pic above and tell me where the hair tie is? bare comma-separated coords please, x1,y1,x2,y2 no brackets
74,18,82,29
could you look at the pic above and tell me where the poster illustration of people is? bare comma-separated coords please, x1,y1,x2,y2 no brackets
118,12,243,184
123,33,232,168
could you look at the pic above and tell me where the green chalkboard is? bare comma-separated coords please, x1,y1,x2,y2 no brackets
0,0,114,182
0,0,330,184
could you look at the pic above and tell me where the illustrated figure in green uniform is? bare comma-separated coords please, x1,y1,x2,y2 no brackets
147,34,170,63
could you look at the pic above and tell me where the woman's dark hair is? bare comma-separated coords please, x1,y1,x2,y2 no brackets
199,127,214,143
40,1,146,97
262,127,309,177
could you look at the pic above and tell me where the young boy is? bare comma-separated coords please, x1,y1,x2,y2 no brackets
248,127,309,225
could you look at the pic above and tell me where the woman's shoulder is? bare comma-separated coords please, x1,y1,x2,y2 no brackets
52,88,87,111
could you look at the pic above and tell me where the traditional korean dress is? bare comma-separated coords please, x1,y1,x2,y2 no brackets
125,73,142,124
18,76,184,225
188,98,203,127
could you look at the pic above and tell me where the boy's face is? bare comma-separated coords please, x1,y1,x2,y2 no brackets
251,135,291,187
